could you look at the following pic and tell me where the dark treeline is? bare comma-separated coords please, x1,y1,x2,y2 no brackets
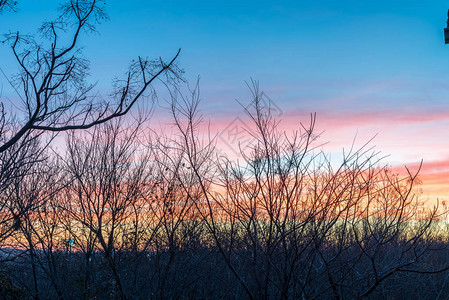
1,1,449,299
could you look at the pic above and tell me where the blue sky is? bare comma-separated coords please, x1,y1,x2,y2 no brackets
2,1,448,105
1,0,449,199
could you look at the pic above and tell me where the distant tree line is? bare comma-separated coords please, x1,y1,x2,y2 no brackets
1,1,449,299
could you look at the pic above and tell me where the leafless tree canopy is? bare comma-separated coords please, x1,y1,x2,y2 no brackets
0,0,17,13
0,1,448,300
0,81,445,299
0,0,181,154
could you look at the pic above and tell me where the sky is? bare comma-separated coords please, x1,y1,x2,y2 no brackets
0,0,448,202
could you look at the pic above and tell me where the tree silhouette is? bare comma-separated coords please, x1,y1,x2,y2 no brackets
0,0,17,13
0,0,180,153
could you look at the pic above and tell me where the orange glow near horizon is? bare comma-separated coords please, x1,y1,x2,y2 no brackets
189,106,449,204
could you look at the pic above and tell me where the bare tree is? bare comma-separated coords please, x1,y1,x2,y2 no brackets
0,134,51,246
144,126,215,298
168,81,447,299
0,0,181,154
0,0,180,283
61,117,153,299
0,0,17,13
3,150,62,299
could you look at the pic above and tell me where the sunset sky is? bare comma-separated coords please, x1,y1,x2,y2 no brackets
0,0,448,201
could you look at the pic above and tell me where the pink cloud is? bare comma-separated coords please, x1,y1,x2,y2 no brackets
391,159,449,201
